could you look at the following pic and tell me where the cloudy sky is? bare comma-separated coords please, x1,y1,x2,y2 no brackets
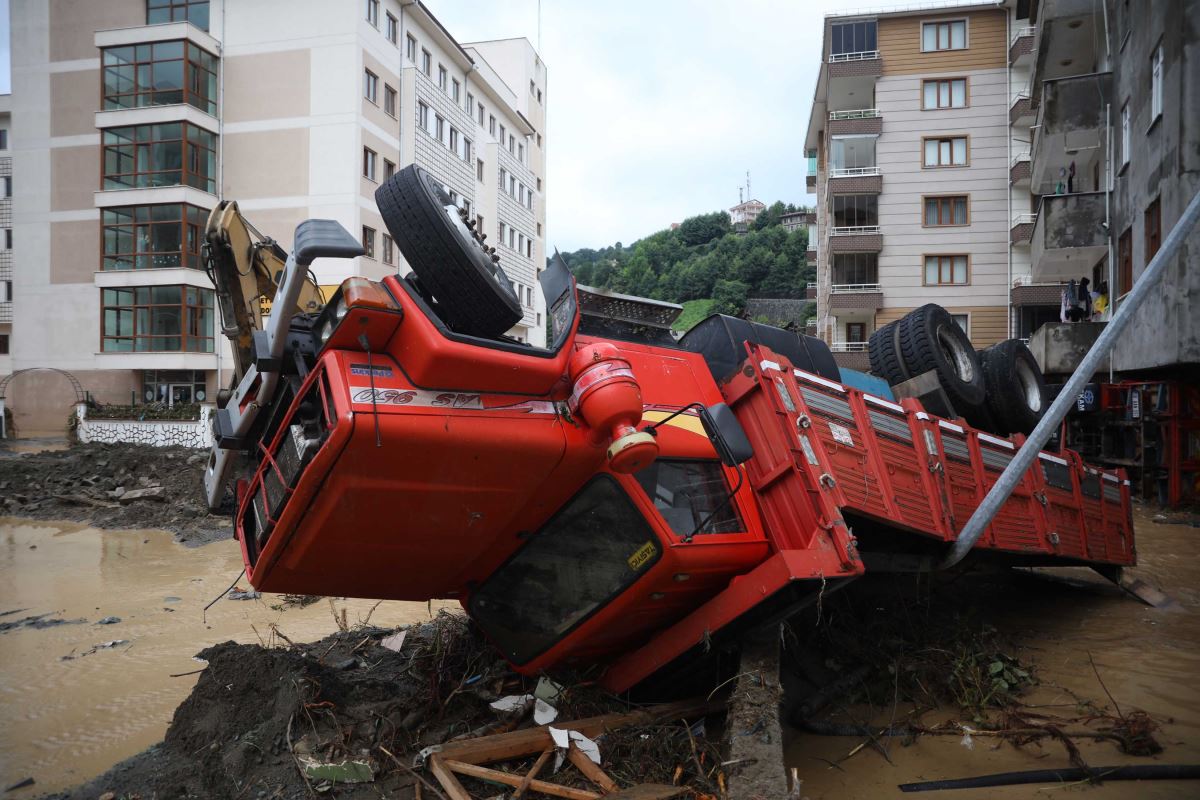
0,0,933,251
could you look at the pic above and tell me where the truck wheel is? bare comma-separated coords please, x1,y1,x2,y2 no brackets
868,322,907,385
980,339,1047,435
897,304,986,413
376,165,522,338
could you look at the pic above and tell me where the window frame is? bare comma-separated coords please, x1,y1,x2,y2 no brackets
382,233,394,265
950,313,970,335
100,284,215,353
362,147,377,181
406,34,417,61
1117,226,1133,297
101,40,219,116
101,122,217,193
921,77,968,110
1120,101,1130,169
363,69,378,104
437,64,447,91
1149,41,1164,125
146,0,210,30
830,252,878,285
362,225,376,259
921,18,968,52
921,194,970,227
922,254,971,286
921,134,969,168
365,0,379,27
383,158,396,182
1144,196,1161,266
383,84,397,117
421,49,431,76
385,12,398,44
100,203,209,271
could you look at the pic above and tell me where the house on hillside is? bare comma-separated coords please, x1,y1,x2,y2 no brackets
729,199,766,233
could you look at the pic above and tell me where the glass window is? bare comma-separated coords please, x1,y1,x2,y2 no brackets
634,459,741,537
146,0,210,31
830,135,877,171
924,255,969,285
418,101,430,133
1144,197,1161,265
438,65,447,90
421,49,431,76
469,476,662,664
386,12,398,43
951,314,969,333
832,195,878,228
1120,103,1130,166
452,78,460,102
102,41,217,114
829,20,877,56
141,369,207,405
384,85,396,116
362,226,375,259
364,69,378,103
922,20,966,51
922,78,966,109
923,136,967,167
382,234,394,265
102,123,216,193
0,129,7,150
1150,43,1163,120
406,34,417,61
923,195,968,226
384,159,395,182
832,253,878,285
365,0,378,26
101,284,214,352
363,147,376,180
102,204,207,270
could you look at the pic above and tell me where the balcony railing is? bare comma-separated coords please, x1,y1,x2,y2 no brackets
830,341,869,352
829,225,881,236
1010,25,1036,45
829,50,879,63
830,283,881,293
829,166,881,178
829,108,880,120
1011,150,1031,167
1012,213,1037,226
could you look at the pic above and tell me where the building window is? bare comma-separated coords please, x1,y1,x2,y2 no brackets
142,369,207,404
1120,102,1130,167
418,101,430,133
1,177,10,198
102,41,218,115
451,78,461,103
830,135,878,171
530,79,536,96
829,20,877,56
449,127,459,154
364,69,378,103
536,133,542,148
923,195,968,226
477,103,485,125
384,159,396,182
922,78,966,109
518,142,525,162
102,123,217,192
508,134,515,153
363,147,377,181
499,124,506,145
101,285,215,352
489,115,496,135
1118,226,1133,296
462,137,472,162
386,12,398,43
525,238,533,258
435,115,445,143
832,195,878,228
923,135,967,167
499,167,507,192
438,65,447,91
922,20,966,51
102,204,208,270
1144,197,1161,265
146,0,210,30
406,34,417,61
384,85,397,116
537,89,542,104
382,233,394,265
924,254,969,285
466,92,474,114
4,229,10,249
362,226,376,259
831,253,877,285
0,334,8,356
951,314,969,334
421,49,431,76
365,0,378,27
0,129,7,150
537,177,542,191
1150,42,1163,122
477,158,485,181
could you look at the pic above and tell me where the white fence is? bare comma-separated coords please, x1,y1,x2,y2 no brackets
75,403,215,449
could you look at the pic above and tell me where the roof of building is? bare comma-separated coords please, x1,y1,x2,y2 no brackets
731,199,766,211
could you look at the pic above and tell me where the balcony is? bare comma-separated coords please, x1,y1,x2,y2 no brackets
1010,151,1031,187
828,108,882,136
830,341,868,353
828,50,882,79
805,281,817,300
1010,276,1066,307
1030,191,1108,281
829,283,883,311
1009,94,1033,127
829,226,882,253
806,152,817,191
0,301,10,324
828,166,882,194
1030,71,1112,193
1009,25,1036,66
806,250,818,268
1010,213,1036,246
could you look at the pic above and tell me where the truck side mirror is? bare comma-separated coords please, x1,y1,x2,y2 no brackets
698,403,754,466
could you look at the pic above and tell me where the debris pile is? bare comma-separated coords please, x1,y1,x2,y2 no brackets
0,443,226,544
49,612,727,800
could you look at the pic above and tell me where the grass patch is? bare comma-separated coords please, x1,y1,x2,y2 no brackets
672,298,715,332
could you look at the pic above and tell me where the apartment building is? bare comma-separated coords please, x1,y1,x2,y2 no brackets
0,94,10,378
6,0,547,434
805,2,1033,371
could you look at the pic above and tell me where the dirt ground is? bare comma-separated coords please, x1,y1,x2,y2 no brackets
0,442,230,545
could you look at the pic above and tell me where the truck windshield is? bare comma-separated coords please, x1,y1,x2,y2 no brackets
634,459,742,537
469,475,661,665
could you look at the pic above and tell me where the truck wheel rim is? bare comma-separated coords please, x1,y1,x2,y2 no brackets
937,325,974,384
1016,357,1042,411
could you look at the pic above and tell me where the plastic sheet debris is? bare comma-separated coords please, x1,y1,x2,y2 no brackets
535,676,565,703
549,725,601,772
299,756,374,784
380,630,407,652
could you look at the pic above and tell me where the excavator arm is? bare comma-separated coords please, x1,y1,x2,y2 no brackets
204,201,327,379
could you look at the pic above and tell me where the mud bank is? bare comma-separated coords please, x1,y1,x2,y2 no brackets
0,443,225,545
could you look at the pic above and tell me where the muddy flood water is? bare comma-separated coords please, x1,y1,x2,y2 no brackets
786,508,1200,799
0,518,454,794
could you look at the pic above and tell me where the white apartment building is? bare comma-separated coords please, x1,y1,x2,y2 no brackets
805,2,1036,371
6,0,547,434
0,93,11,378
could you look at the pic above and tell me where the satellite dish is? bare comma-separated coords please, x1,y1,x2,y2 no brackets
145,389,155,401
196,390,206,402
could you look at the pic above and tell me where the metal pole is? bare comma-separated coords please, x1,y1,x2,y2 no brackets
941,187,1200,569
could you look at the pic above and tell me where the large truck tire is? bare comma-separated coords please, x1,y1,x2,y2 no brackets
376,164,522,338
868,322,907,385
980,339,1047,435
897,304,986,413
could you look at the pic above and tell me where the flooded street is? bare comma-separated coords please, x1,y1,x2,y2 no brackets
786,508,1200,798
0,518,453,794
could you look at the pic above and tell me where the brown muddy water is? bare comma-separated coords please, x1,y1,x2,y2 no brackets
786,508,1200,799
0,518,454,794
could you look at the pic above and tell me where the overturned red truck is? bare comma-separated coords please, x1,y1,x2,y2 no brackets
203,166,1135,693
